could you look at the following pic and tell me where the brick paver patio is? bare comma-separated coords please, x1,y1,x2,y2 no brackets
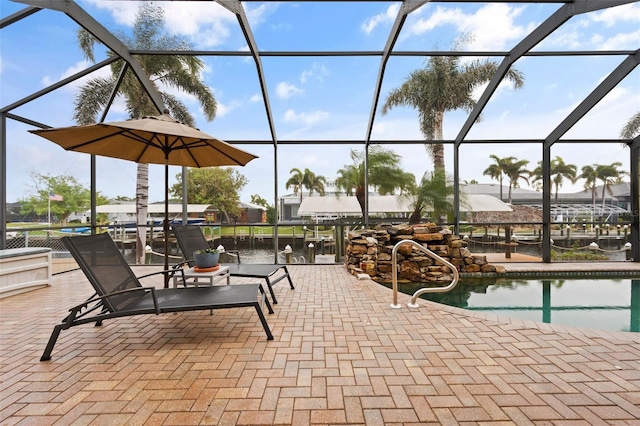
1,264,639,424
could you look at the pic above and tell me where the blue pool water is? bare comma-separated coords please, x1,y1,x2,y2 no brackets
391,277,640,333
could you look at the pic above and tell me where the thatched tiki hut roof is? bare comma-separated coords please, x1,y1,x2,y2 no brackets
467,204,542,228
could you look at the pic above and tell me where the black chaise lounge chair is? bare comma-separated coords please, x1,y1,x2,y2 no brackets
40,233,273,361
172,225,295,304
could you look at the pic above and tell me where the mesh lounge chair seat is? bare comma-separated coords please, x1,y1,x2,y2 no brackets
40,233,273,361
172,225,295,304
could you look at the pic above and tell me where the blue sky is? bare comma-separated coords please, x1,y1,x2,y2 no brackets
2,1,639,204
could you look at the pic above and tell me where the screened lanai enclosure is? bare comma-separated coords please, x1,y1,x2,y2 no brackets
1,0,639,264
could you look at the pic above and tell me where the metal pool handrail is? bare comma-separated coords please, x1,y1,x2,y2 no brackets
391,239,460,309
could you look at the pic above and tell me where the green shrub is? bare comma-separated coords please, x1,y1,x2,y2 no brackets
550,250,608,261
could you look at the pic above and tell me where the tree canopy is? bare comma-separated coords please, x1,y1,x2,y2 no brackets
382,35,524,172
250,194,275,224
592,162,627,209
335,145,415,217
620,111,640,139
20,173,108,224
482,155,509,201
285,168,326,202
503,158,530,204
74,3,216,126
531,157,577,204
171,168,248,222
408,170,456,224
482,155,530,202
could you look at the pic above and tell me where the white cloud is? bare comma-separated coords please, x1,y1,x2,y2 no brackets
589,3,640,27
275,82,303,99
245,2,281,27
84,0,139,25
361,4,399,35
39,60,129,116
593,29,640,51
250,93,262,103
409,6,456,34
473,77,521,101
371,118,421,140
41,60,98,90
299,63,330,84
215,100,242,117
542,28,587,49
408,4,531,51
161,3,235,47
283,109,329,126
538,4,639,50
84,1,236,48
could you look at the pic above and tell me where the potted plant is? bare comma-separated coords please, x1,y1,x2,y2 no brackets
193,248,219,268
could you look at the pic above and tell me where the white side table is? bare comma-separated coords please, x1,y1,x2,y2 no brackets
173,265,230,288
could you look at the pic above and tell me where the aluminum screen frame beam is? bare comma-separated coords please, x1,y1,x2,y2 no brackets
452,0,636,236
541,50,640,261
2,0,638,261
216,0,281,261
14,0,165,114
363,0,430,225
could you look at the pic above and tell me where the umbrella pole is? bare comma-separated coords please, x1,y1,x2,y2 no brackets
164,159,170,288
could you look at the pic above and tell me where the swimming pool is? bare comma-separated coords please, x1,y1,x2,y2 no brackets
389,277,640,333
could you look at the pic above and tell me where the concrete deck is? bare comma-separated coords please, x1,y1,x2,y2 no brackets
485,252,640,275
1,264,639,424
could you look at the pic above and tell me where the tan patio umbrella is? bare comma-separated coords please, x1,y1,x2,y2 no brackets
30,111,257,279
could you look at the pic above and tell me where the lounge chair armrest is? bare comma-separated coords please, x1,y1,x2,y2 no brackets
65,287,160,325
137,268,181,280
137,268,187,287
171,259,191,269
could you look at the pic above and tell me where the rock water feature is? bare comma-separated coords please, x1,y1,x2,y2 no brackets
345,223,506,283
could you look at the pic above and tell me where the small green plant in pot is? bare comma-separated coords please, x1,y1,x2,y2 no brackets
193,248,219,268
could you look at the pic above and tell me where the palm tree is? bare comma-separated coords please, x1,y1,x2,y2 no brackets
580,164,599,205
621,111,640,139
308,173,327,196
482,155,512,201
335,145,415,217
408,170,455,224
285,168,326,202
503,158,530,204
74,4,216,264
595,162,627,209
531,156,577,204
381,35,524,172
285,168,306,201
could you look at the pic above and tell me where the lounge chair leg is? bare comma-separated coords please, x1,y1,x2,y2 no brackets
41,324,64,361
283,266,295,289
258,285,274,314
254,304,274,340
265,278,278,304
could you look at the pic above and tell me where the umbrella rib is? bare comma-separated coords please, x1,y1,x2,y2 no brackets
175,137,202,168
125,131,163,163
183,139,246,166
62,128,124,151
63,128,160,162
